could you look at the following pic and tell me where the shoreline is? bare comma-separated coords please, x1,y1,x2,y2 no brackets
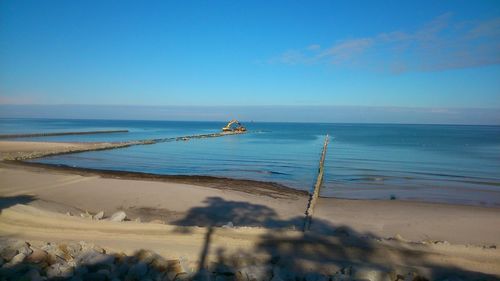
5,160,307,199
1,160,500,245
12,160,500,209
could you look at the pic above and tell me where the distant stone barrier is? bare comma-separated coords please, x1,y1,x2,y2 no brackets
0,130,129,139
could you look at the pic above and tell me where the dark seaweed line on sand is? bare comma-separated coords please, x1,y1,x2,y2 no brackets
6,161,308,199
0,130,129,139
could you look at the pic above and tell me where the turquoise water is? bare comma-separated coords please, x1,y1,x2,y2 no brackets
2,118,500,206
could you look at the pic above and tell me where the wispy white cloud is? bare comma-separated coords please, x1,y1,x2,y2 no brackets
270,13,500,72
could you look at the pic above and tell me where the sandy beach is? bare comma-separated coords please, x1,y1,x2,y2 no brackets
1,140,500,280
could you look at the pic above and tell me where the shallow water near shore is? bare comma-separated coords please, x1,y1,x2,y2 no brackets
2,118,500,206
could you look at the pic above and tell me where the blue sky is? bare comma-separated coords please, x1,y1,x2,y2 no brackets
0,1,499,123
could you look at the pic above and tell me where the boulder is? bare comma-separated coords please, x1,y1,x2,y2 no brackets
238,265,272,281
46,263,74,278
330,273,351,281
80,211,93,219
222,221,234,228
57,242,82,261
79,241,105,253
93,211,105,220
5,253,26,266
0,247,18,261
96,268,112,279
136,249,156,264
0,240,27,261
128,261,148,278
24,268,42,281
82,272,107,281
304,272,328,281
26,248,48,263
17,243,33,256
110,211,127,222
75,249,115,270
353,267,392,281
151,256,169,272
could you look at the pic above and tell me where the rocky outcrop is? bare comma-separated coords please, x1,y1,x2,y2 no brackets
0,239,436,281
109,211,127,222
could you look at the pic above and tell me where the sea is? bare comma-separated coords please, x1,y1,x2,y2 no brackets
1,118,500,206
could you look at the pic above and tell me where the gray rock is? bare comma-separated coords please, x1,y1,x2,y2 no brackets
78,241,105,253
115,263,130,277
24,268,43,281
330,273,351,281
74,265,89,276
175,272,191,281
304,272,328,281
215,275,232,281
0,240,26,257
110,211,127,222
0,246,18,261
60,264,75,278
41,243,65,258
5,253,26,266
137,249,156,264
76,249,115,268
353,267,392,281
212,262,235,275
26,248,48,263
55,243,82,261
93,211,105,220
404,272,426,281
46,263,73,278
238,265,272,281
193,269,212,281
272,266,296,281
80,211,93,219
83,272,107,281
18,243,33,256
222,221,234,228
128,261,148,278
97,268,112,279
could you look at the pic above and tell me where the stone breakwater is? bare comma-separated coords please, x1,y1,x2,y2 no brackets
0,130,129,139
0,131,246,161
1,142,134,161
0,239,433,281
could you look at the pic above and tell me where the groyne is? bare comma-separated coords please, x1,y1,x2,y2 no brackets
1,131,246,161
0,130,129,139
303,134,329,231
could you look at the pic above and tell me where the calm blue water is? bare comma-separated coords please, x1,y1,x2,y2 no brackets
2,118,500,206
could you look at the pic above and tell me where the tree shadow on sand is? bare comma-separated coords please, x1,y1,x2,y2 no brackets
0,195,35,214
171,196,499,281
